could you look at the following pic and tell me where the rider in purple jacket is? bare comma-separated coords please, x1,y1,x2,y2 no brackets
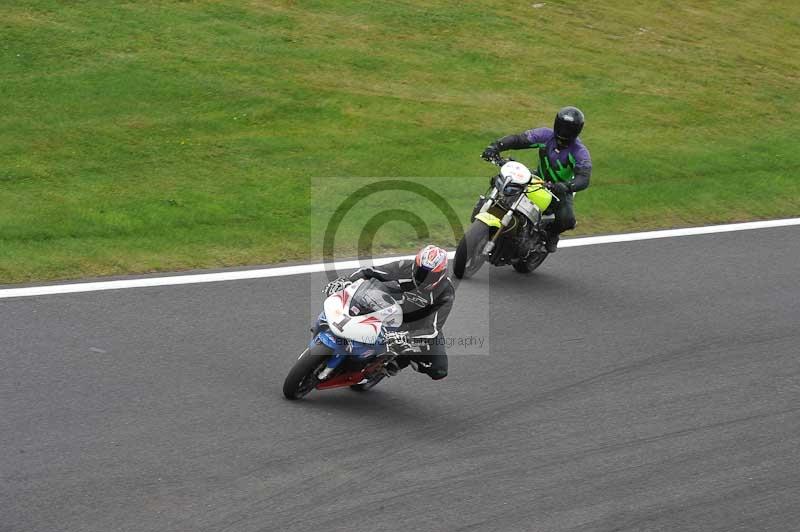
481,107,592,252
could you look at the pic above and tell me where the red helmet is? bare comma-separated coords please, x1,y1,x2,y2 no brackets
412,245,449,290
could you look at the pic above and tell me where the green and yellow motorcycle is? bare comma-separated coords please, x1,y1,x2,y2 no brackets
453,157,558,278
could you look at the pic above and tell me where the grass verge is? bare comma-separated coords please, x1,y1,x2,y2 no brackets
1,1,799,283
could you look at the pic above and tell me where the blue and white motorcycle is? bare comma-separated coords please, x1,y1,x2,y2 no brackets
282,278,405,400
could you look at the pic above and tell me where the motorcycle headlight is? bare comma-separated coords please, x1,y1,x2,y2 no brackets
503,183,524,196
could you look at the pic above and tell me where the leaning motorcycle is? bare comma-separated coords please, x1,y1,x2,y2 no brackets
283,278,405,400
453,157,559,278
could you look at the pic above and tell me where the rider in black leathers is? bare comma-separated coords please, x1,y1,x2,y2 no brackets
324,245,453,380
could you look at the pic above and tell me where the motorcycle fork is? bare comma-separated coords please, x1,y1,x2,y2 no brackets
483,194,523,255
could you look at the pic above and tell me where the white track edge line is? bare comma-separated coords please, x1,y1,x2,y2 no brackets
2,217,799,299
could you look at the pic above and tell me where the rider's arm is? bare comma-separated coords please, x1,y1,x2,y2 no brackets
523,127,552,148
404,286,455,341
569,141,592,192
348,260,405,283
491,133,532,152
349,267,388,282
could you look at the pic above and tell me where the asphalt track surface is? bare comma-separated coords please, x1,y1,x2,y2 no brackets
2,226,799,532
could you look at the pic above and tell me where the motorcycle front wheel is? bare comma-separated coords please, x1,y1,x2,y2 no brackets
282,343,331,400
453,221,493,279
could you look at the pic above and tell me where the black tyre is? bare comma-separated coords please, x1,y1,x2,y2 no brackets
453,221,493,279
513,251,548,274
349,374,385,392
282,343,331,400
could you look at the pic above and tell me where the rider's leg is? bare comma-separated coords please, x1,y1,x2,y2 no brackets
411,338,448,380
547,193,576,252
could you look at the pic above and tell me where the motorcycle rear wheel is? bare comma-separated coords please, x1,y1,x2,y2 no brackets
454,221,492,279
282,343,331,400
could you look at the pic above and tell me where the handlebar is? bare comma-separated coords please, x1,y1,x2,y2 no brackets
482,154,560,202
482,154,512,167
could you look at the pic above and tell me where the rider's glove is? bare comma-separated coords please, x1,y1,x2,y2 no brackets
323,277,352,297
546,181,570,196
384,330,413,352
481,143,500,162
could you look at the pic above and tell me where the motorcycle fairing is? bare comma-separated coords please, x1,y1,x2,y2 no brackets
527,186,552,212
323,279,402,344
316,358,386,390
501,161,532,185
310,318,380,359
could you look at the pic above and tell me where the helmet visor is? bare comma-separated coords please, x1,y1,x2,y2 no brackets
554,120,582,141
414,264,433,286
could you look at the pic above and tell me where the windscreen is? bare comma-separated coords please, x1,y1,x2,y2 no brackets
349,279,400,316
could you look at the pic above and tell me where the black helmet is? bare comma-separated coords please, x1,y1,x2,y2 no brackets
553,106,585,143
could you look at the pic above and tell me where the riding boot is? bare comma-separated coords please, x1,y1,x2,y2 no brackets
385,355,411,376
545,230,560,253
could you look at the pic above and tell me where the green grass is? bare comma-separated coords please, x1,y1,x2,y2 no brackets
2,0,799,283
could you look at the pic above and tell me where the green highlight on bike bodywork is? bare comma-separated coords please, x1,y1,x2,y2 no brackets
528,187,553,212
474,212,502,228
